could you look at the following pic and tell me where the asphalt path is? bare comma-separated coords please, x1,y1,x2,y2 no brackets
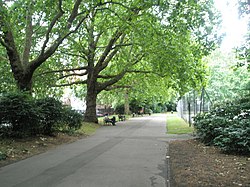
0,114,192,187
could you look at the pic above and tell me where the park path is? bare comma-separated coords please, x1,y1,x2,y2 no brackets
0,114,192,187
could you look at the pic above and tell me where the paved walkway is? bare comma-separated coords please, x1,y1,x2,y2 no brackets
0,114,192,187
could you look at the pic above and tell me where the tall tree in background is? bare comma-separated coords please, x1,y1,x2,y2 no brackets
204,49,249,102
235,0,250,69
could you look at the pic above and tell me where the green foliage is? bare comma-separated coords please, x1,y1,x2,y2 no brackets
0,92,84,137
114,104,124,114
0,92,40,137
129,99,143,113
165,102,177,112
204,49,250,102
0,50,17,92
213,119,250,153
193,94,250,154
1,0,222,123
0,151,7,161
35,97,64,135
62,107,83,130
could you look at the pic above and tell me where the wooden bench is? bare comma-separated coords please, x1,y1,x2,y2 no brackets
104,116,116,126
118,114,126,121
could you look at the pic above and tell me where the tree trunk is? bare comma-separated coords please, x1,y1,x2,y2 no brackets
15,71,33,92
8,56,33,92
84,86,98,123
124,89,130,115
10,61,33,92
2,23,33,92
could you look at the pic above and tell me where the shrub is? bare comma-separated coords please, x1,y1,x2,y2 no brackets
214,120,250,153
62,107,83,130
0,93,85,137
114,104,124,114
193,94,250,154
0,151,7,160
193,113,230,145
36,97,64,135
0,92,40,137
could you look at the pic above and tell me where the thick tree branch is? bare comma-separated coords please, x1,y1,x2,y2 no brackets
50,80,87,87
94,31,103,49
0,6,14,52
60,50,87,60
104,85,132,91
67,0,82,28
22,2,33,65
96,30,123,68
0,19,22,72
97,74,117,79
41,0,64,55
96,43,132,49
30,8,89,72
0,37,12,51
97,70,127,92
58,71,88,79
97,33,126,73
38,66,88,75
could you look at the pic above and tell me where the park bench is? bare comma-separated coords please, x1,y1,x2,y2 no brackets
118,114,126,121
104,116,116,126
132,112,143,117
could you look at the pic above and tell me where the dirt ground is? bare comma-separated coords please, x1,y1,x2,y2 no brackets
0,133,85,167
169,139,250,187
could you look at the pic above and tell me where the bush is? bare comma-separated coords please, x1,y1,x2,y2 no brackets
193,94,250,154
0,151,7,160
193,113,230,145
36,97,64,135
213,119,250,153
0,92,84,137
62,107,83,130
0,92,40,137
114,104,124,114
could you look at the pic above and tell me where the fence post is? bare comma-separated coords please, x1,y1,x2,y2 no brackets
188,101,191,127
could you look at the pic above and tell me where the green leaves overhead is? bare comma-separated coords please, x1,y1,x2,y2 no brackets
0,0,222,99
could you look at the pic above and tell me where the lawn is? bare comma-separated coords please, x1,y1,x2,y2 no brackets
166,113,194,134
76,122,101,135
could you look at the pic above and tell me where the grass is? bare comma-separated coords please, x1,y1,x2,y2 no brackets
76,122,101,136
166,113,194,134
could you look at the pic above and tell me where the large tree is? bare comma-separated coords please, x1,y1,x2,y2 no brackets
0,0,122,92
42,0,221,123
0,0,221,123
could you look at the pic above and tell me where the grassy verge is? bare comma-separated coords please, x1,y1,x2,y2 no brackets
167,113,193,134
76,122,101,136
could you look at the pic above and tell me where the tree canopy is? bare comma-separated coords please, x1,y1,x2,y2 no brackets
0,0,222,123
